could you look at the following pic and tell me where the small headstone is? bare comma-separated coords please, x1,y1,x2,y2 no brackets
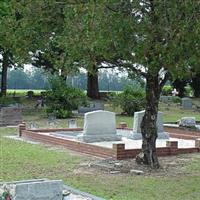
78,101,104,113
130,110,169,140
160,96,172,103
68,119,77,128
182,97,192,110
47,114,58,127
78,110,121,142
179,117,196,128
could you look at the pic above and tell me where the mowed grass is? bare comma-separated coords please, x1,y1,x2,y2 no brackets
7,89,45,97
1,99,200,199
1,128,200,200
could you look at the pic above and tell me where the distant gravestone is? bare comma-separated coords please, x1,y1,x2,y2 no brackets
78,110,121,142
182,97,192,110
68,119,77,128
130,110,169,140
78,101,104,114
160,96,172,103
179,117,196,128
0,107,22,126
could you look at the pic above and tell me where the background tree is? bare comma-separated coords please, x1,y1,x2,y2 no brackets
0,0,19,96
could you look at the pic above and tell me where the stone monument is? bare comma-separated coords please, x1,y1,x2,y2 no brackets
0,107,22,126
78,110,121,142
130,110,169,140
179,117,196,128
182,97,192,110
0,180,63,200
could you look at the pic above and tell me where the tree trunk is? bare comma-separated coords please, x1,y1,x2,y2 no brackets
191,74,200,98
0,51,9,97
87,65,100,99
136,74,161,169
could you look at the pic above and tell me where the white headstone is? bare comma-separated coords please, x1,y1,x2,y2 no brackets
131,110,169,140
78,110,121,142
179,117,196,128
182,97,192,110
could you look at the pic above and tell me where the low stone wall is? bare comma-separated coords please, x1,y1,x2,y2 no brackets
19,124,200,160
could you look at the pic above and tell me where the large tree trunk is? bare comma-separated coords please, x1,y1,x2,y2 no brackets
191,74,200,98
136,74,161,169
0,51,9,97
87,65,100,99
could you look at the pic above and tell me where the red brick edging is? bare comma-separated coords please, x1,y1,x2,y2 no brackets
19,124,200,160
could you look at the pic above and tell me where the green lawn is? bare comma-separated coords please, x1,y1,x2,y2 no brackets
1,128,200,200
1,99,200,199
7,89,45,96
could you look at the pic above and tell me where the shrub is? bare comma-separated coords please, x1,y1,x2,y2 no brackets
0,97,19,107
110,86,145,116
162,85,173,96
171,96,181,103
27,90,34,98
185,85,193,97
45,77,87,118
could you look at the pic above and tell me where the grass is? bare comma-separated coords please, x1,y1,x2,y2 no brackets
7,89,45,97
1,99,200,199
1,130,200,199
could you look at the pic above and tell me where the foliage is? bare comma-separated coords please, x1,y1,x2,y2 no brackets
26,90,34,98
185,85,193,97
0,96,19,106
45,77,87,118
162,85,173,96
171,96,181,104
110,86,145,116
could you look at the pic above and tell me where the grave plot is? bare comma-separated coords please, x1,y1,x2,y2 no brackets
18,110,200,160
164,117,200,140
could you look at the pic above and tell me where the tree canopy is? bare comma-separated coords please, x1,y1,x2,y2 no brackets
3,0,200,167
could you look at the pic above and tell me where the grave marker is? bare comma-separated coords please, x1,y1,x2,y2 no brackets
78,110,121,142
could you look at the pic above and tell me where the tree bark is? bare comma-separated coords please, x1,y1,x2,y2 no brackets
136,74,161,169
87,65,100,99
0,51,9,97
191,74,200,98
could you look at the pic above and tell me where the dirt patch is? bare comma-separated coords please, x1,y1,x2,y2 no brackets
74,153,200,177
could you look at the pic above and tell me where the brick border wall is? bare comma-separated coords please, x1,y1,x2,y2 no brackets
164,126,200,140
19,124,200,160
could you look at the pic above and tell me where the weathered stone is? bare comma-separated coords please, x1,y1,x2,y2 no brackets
78,110,121,142
182,97,192,110
160,96,173,103
78,101,104,113
130,110,169,140
179,117,196,128
0,107,22,126
0,180,63,200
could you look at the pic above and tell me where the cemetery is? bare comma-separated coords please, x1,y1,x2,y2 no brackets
1,1,200,200
18,110,200,160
